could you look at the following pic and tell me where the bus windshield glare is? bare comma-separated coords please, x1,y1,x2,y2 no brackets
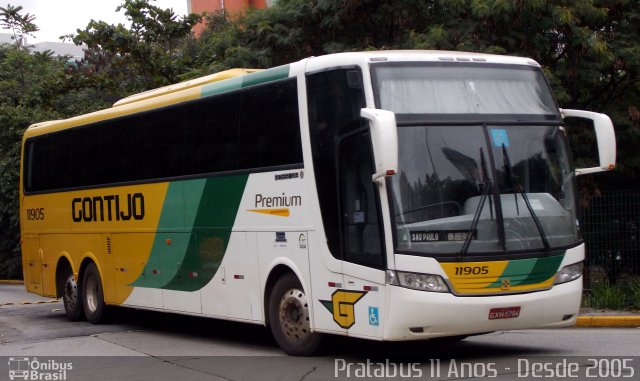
373,63,578,256
373,63,558,117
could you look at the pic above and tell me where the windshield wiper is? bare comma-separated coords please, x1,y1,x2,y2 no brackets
501,143,551,252
460,148,491,259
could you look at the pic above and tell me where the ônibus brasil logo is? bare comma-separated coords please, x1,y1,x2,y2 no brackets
8,357,72,380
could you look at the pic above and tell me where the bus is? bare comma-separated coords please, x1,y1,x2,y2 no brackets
20,51,616,356
8,357,29,380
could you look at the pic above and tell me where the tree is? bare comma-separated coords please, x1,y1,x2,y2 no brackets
0,6,71,278
0,1,202,279
0,42,65,279
0,4,38,48
69,0,202,94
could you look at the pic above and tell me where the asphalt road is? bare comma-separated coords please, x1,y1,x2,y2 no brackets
1,284,639,380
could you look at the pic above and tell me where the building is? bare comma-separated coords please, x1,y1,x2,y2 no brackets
1,32,84,59
0,32,16,45
187,0,272,37
31,41,84,60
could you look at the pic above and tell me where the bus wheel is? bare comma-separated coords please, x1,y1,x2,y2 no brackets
268,273,322,356
61,269,84,321
82,263,106,324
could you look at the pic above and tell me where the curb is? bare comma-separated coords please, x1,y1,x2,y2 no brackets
576,316,640,328
0,280,24,285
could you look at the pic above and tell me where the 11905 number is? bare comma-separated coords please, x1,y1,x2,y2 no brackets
26,208,45,221
455,266,489,276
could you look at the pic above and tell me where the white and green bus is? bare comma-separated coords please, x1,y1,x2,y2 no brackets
21,51,616,355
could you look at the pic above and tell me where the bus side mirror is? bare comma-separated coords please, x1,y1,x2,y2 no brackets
561,109,616,176
361,108,398,182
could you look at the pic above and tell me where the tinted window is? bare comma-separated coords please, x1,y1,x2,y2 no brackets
23,78,302,193
238,79,302,169
137,108,185,179
26,130,73,192
306,68,368,259
338,132,385,268
100,118,139,184
184,93,241,174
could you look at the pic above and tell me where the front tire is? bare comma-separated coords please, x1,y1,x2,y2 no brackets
82,263,106,324
268,273,322,356
61,268,84,321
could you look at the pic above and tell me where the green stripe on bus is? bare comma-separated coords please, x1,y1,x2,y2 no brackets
130,180,206,289
201,76,244,97
161,174,249,291
131,175,248,291
241,65,290,88
485,255,564,288
200,65,290,98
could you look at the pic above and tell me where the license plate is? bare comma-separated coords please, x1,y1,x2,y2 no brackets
488,307,521,320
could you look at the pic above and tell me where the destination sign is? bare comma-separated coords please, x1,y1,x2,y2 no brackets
410,230,477,243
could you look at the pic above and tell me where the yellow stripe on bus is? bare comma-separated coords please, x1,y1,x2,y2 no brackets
246,208,290,217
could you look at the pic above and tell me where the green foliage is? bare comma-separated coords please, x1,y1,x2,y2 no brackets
620,277,640,310
631,280,640,310
0,104,58,279
69,0,201,94
0,42,66,279
0,4,38,48
584,280,627,309
584,277,640,310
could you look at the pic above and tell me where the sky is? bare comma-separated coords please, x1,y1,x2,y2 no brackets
2,0,189,44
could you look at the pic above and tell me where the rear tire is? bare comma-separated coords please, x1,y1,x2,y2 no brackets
61,267,84,321
268,273,322,356
82,263,106,324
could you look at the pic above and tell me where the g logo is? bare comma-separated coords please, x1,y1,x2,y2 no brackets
320,290,367,329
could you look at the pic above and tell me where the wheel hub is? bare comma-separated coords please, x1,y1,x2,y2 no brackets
278,288,311,341
63,274,78,310
85,275,98,313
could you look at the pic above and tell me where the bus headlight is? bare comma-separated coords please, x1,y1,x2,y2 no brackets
554,262,583,285
387,270,449,292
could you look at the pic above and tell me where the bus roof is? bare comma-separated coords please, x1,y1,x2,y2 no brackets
112,68,261,107
23,67,269,139
304,50,540,73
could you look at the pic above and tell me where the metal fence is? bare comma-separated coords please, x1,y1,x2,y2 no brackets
581,190,640,285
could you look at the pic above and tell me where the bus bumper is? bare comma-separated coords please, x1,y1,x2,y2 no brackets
382,278,582,341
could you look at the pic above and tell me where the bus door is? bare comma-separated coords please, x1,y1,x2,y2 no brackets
22,234,42,294
337,131,387,338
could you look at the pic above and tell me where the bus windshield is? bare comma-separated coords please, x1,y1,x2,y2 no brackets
372,63,577,256
373,63,559,118
389,125,577,256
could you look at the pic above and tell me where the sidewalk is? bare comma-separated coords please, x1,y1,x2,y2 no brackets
2,280,639,327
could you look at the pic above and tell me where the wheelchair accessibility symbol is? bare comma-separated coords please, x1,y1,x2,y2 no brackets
368,306,379,326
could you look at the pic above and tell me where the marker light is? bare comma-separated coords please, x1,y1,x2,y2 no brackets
386,270,449,292
554,262,583,285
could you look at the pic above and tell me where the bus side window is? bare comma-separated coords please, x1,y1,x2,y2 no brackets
307,68,367,260
238,79,302,169
338,132,385,268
